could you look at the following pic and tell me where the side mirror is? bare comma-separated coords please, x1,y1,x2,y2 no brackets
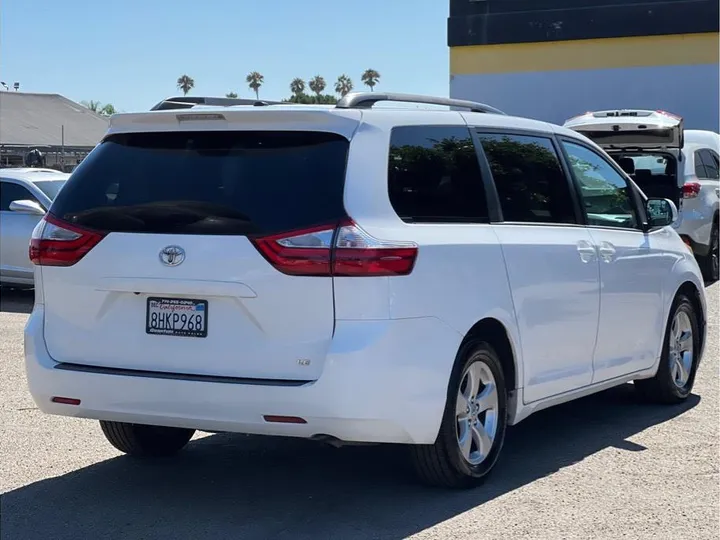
646,197,678,228
8,199,46,216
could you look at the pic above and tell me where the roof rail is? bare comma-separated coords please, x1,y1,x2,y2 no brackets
335,92,506,115
149,96,284,111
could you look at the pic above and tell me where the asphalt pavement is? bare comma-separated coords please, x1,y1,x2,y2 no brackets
1,284,718,540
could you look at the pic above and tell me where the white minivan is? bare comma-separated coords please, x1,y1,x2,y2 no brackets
25,94,707,488
564,110,719,281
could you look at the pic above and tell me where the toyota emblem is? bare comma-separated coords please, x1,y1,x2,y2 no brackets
159,245,186,267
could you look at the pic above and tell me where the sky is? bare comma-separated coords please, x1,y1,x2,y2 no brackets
0,0,450,112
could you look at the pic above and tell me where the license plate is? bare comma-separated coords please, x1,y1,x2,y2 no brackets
146,297,208,338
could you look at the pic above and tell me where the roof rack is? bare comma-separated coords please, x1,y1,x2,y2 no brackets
150,96,284,111
335,92,506,115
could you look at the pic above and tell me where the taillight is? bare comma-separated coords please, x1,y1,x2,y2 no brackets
29,214,106,266
682,182,701,199
251,219,418,277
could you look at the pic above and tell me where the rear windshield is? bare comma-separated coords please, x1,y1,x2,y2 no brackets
50,131,349,236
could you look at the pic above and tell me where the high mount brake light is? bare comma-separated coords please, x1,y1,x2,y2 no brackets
682,182,701,199
251,219,418,277
29,215,106,267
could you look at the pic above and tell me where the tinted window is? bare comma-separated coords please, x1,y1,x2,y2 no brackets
478,133,576,224
50,131,349,235
388,126,488,223
34,180,67,201
562,141,639,229
0,181,39,211
694,151,709,178
699,149,719,179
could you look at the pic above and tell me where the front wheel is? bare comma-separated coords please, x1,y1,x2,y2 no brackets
634,293,700,403
410,341,508,489
100,421,195,457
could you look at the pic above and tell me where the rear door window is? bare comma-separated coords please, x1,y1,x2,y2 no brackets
694,150,709,178
50,131,350,236
387,126,489,223
698,149,719,179
477,133,577,224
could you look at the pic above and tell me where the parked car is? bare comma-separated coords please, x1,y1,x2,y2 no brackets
564,110,719,281
24,93,707,489
0,168,69,287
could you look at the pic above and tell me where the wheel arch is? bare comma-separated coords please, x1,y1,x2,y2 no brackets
461,317,520,394
675,280,706,360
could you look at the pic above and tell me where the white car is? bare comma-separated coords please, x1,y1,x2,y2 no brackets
24,93,707,488
0,168,69,287
564,110,719,282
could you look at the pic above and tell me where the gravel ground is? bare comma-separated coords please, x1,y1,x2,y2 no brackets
1,283,718,540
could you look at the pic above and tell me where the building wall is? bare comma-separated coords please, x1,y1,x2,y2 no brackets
448,0,720,131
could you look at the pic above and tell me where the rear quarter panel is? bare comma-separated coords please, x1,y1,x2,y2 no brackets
340,112,522,388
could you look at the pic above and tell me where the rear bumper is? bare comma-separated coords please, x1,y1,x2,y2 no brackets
24,306,462,445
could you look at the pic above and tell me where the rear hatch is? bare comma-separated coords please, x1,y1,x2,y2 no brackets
36,112,357,382
563,109,684,150
564,110,685,205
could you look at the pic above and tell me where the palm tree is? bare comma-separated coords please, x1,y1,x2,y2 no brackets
334,74,353,97
176,75,195,96
81,100,101,112
226,91,238,98
246,71,264,99
361,69,381,92
290,78,305,97
308,75,326,98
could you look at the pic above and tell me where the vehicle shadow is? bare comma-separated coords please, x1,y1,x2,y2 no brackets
1,385,699,540
0,287,33,314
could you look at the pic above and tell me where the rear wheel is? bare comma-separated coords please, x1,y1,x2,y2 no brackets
700,220,718,282
410,341,508,489
100,421,195,457
634,294,700,403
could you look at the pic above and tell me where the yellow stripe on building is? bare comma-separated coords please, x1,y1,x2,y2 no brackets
450,33,719,75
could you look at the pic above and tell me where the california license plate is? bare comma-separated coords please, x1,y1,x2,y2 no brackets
146,297,208,338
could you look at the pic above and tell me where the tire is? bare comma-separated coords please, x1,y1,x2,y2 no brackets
100,421,195,457
410,340,508,489
700,219,719,283
634,294,701,404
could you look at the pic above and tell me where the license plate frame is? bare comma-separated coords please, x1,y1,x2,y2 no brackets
146,297,209,338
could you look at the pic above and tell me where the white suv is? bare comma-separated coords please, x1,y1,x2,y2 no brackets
25,93,708,488
564,110,719,282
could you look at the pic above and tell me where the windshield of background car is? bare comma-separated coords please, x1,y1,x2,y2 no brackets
34,180,67,201
49,131,350,236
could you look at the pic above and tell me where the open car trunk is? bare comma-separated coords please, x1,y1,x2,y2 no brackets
564,109,685,205
608,151,682,206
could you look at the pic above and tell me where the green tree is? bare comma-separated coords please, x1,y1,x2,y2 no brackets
176,74,195,96
361,69,380,91
99,103,116,116
308,75,326,98
81,100,101,112
283,92,338,105
226,91,238,98
334,74,353,97
246,71,264,99
290,78,305,98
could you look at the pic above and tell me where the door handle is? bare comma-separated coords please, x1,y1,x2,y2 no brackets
598,241,616,263
576,240,597,263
